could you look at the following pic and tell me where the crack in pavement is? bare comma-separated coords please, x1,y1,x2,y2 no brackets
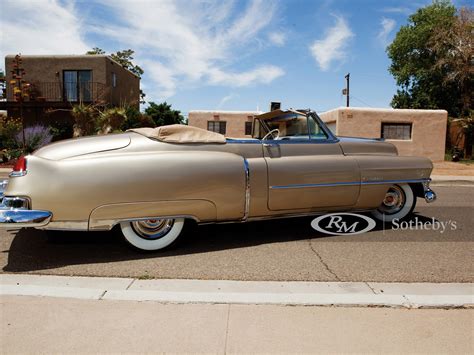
308,239,341,281
126,279,135,290
365,282,377,294
223,304,231,354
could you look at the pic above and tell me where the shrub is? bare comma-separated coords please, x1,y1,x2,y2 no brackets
0,117,22,150
98,107,127,134
71,104,98,137
15,125,53,153
49,119,74,141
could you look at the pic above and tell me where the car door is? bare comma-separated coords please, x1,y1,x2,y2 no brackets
262,113,360,211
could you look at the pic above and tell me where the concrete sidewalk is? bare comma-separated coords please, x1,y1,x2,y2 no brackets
1,295,472,353
1,274,473,308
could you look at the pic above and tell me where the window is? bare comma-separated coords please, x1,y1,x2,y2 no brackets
112,72,117,88
208,121,226,135
382,123,412,140
63,70,92,102
245,121,253,135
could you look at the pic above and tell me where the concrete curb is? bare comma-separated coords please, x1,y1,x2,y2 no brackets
430,175,474,185
1,274,472,308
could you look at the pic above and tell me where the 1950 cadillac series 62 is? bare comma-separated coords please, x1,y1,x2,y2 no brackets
0,109,436,250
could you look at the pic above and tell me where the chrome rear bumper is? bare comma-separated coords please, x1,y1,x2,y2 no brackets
0,179,52,228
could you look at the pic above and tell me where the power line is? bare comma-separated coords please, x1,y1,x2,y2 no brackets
350,95,374,107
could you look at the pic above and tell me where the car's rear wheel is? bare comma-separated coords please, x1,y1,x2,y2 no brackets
371,183,416,222
120,218,185,251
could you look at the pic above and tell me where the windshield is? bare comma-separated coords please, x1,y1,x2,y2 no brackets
255,114,328,141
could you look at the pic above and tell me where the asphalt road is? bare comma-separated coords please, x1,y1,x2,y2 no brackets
1,186,473,282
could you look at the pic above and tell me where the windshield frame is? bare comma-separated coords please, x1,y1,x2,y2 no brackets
253,110,338,143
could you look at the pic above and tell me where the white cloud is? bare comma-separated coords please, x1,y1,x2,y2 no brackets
95,0,284,99
0,0,284,100
216,93,238,109
0,0,89,62
268,32,287,46
381,7,412,15
377,18,396,46
309,16,354,71
208,65,284,87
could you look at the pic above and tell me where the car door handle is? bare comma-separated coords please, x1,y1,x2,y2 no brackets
263,143,277,147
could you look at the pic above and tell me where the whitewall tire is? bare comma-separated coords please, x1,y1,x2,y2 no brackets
120,218,185,251
371,183,416,222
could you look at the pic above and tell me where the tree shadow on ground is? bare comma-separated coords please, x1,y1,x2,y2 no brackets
2,212,441,273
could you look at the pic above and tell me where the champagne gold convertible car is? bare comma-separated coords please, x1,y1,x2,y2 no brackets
0,109,436,251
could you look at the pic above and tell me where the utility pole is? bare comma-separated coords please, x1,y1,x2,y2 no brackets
344,73,350,107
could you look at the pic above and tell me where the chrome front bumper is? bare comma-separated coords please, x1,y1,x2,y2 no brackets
0,179,52,228
423,180,437,203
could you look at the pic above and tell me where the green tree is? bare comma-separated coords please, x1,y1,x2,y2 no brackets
0,70,5,100
86,47,105,55
428,7,473,116
387,1,461,116
109,49,144,78
145,102,184,127
87,48,143,78
120,106,155,131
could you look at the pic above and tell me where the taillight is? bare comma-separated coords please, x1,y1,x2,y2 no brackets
11,156,27,177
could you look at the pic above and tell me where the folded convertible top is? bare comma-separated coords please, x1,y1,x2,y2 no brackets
128,124,227,144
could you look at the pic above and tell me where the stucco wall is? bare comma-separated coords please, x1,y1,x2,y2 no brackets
105,58,140,107
5,55,139,106
320,107,447,162
188,111,261,138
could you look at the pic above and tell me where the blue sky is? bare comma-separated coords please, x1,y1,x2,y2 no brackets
0,0,470,115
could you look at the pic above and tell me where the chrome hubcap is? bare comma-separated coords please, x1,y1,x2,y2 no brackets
379,185,405,215
131,219,175,240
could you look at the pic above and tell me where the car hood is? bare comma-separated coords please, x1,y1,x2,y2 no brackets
338,137,398,156
34,133,131,160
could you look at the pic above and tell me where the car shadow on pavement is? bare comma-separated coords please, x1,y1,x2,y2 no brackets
1,212,437,273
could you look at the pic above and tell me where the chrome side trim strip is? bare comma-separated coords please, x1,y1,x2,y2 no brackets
242,158,250,221
270,178,431,190
361,178,431,185
270,181,360,189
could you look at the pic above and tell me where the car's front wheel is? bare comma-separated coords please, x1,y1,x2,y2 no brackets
371,183,416,222
120,218,185,251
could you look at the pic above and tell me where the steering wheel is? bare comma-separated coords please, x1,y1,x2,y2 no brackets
262,129,280,141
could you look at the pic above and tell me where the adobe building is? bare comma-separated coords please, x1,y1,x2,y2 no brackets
188,110,262,137
319,107,447,162
0,54,140,134
188,106,447,162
